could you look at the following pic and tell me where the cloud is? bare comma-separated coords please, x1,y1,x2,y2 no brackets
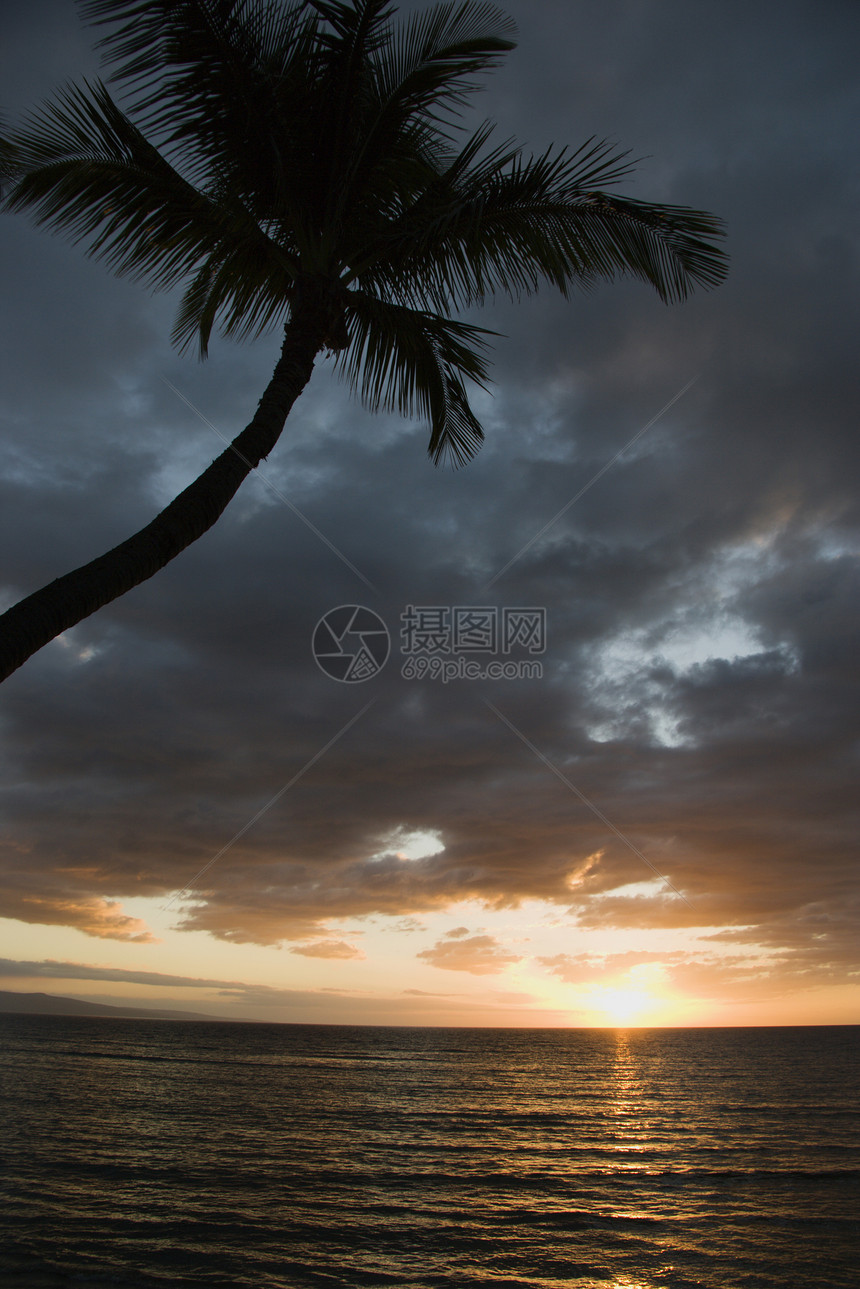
388,917,427,933
0,895,157,944
417,934,522,976
0,958,242,988
402,988,461,997
538,943,859,1006
0,0,858,1008
539,951,680,985
290,940,364,960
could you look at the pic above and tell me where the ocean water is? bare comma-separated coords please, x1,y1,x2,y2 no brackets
0,1019,857,1288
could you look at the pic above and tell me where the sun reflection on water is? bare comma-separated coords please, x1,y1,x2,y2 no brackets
605,1030,658,1175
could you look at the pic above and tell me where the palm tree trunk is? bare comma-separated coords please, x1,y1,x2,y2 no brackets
0,303,328,683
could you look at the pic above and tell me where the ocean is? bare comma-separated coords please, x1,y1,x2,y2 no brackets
0,1017,857,1288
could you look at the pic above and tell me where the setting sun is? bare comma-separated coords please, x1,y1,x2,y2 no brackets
590,986,656,1026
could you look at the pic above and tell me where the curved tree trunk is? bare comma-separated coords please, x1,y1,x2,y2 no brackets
0,303,328,683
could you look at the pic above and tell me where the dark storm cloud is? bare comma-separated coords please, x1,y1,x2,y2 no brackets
1,1,858,998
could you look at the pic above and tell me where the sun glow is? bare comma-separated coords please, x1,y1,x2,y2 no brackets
590,986,656,1026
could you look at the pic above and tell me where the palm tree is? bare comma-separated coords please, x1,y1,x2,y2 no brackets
0,0,727,683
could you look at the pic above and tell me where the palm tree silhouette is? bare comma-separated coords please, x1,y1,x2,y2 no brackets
0,0,727,682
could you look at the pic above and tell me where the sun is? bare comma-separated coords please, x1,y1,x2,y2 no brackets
590,986,654,1026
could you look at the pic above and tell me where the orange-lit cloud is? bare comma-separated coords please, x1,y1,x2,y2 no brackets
417,933,522,975
0,957,243,989
539,950,681,984
290,939,364,960
1,894,156,943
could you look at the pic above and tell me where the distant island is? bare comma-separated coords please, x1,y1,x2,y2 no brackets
0,990,233,1022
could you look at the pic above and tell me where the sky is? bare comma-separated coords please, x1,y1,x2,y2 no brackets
1,0,858,1028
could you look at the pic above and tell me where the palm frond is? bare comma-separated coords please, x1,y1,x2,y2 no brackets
0,114,16,190
171,242,297,354
336,291,494,465
320,3,515,239
370,0,516,126
306,0,393,51
80,0,321,204
553,193,728,302
352,135,727,310
1,78,298,306
80,1,310,111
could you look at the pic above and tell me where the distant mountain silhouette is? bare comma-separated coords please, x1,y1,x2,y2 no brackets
0,989,232,1021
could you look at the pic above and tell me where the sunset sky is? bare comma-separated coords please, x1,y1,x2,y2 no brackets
1,0,858,1027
